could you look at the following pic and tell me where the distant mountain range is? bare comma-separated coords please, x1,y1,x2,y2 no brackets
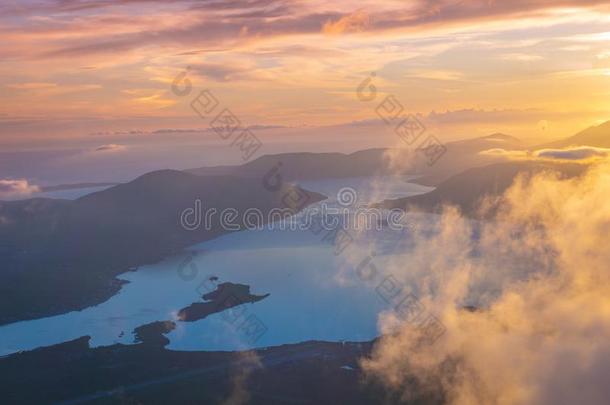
537,120,610,149
375,120,609,214
374,161,587,217
186,121,609,187
40,121,607,195
187,150,391,180
407,132,525,185
0,170,324,325
187,133,525,186
39,182,118,192
1,120,608,325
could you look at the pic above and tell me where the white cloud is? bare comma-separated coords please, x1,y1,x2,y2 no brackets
0,179,40,199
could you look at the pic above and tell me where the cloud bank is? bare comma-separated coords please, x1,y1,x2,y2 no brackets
535,146,610,160
480,145,610,162
361,162,610,405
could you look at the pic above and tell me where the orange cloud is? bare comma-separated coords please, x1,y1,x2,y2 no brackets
323,11,370,34
362,161,610,404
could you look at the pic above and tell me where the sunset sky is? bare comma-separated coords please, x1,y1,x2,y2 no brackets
1,0,610,151
3,6,610,402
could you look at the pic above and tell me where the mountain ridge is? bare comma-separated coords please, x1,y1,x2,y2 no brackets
0,170,325,325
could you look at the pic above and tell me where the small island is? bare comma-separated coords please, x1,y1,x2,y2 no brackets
130,281,269,347
133,320,177,347
178,282,270,322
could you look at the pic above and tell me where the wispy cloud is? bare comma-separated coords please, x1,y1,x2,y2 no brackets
10,0,609,60
94,143,127,152
535,146,610,160
190,62,257,82
7,82,57,90
0,179,40,199
1,0,610,144
480,145,610,162
323,10,370,35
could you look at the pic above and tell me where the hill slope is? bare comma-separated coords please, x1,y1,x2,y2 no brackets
538,120,610,149
0,170,324,325
375,161,587,217
187,134,524,186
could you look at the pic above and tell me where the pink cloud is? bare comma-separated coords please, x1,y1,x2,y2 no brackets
0,179,40,199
